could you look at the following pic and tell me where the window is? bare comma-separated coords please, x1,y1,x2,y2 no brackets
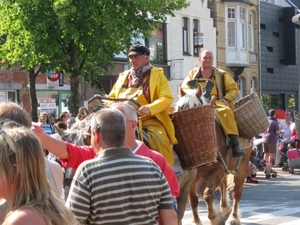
148,24,165,61
193,19,200,56
266,46,273,52
237,78,243,99
273,31,279,37
260,24,266,30
0,91,17,103
251,78,256,89
227,7,236,47
249,13,254,51
182,17,189,54
240,7,246,49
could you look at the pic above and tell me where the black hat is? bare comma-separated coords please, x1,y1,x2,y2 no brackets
128,44,150,56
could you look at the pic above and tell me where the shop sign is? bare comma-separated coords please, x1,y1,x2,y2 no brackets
47,70,64,87
39,98,56,113
194,32,203,48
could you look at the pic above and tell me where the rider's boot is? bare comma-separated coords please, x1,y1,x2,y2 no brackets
229,134,246,157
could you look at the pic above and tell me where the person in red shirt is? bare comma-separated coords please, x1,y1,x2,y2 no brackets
290,123,298,139
290,123,300,148
32,103,179,199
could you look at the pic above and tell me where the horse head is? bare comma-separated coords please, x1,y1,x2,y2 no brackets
175,84,210,111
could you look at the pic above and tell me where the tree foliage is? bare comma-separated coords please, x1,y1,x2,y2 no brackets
0,0,188,116
0,0,189,116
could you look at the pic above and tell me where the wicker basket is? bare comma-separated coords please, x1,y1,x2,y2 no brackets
294,112,300,137
171,105,218,170
234,92,269,139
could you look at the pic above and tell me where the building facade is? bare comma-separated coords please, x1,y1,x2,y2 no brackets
259,0,300,112
210,0,260,100
3,0,300,118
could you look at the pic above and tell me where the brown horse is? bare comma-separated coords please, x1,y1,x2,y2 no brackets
175,85,253,225
64,92,252,225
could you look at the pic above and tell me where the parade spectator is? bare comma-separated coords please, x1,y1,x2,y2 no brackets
48,113,56,126
246,162,259,183
0,103,63,195
106,44,178,170
65,108,177,224
31,103,180,199
290,123,300,148
0,102,64,224
280,112,294,139
290,123,299,140
38,111,53,135
275,112,294,167
181,50,245,157
0,122,76,225
54,121,67,132
246,150,259,183
263,109,281,179
59,111,70,125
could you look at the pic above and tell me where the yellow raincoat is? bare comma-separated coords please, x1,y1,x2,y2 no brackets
108,66,177,166
181,67,239,136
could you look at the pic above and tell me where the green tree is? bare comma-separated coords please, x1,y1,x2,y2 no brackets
0,0,189,118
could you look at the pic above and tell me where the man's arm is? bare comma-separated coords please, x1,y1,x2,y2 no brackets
222,72,239,102
32,122,69,159
159,209,178,225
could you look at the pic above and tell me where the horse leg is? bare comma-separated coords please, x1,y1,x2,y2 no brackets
177,169,197,225
226,144,252,225
202,171,224,225
188,174,203,225
225,178,243,225
219,175,232,219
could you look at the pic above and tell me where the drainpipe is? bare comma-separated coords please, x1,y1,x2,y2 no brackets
290,1,300,111
258,1,262,99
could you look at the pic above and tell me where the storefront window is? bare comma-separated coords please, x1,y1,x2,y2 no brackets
37,90,71,120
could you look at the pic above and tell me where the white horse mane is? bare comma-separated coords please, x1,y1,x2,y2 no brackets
174,89,203,111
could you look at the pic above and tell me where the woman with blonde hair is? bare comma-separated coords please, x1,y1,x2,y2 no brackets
0,102,64,223
0,122,77,225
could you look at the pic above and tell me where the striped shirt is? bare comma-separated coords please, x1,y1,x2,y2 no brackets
66,147,173,225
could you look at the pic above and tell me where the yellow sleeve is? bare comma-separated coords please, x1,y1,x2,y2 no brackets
147,69,174,115
223,72,239,103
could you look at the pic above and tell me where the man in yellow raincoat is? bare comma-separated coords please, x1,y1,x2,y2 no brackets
107,44,179,169
181,50,245,157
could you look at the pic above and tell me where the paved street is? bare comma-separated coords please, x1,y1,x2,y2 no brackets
182,167,300,225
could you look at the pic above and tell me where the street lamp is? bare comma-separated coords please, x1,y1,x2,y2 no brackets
292,14,300,25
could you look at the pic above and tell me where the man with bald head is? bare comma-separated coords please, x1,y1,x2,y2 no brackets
181,50,245,157
66,108,177,225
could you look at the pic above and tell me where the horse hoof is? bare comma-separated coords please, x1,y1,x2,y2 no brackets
225,217,241,225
